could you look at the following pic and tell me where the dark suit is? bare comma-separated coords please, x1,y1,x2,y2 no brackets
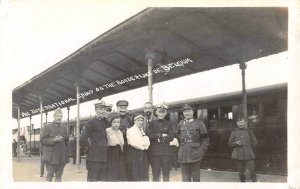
147,119,175,181
80,117,108,181
40,123,69,182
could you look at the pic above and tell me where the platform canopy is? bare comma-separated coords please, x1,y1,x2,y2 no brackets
12,7,288,119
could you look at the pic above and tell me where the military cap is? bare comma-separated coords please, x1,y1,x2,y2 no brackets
133,114,144,121
156,104,169,111
53,107,63,115
182,104,193,111
94,100,107,107
116,100,129,107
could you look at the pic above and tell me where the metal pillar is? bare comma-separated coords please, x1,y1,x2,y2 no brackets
29,116,32,151
45,111,48,124
146,52,155,104
39,95,43,128
17,106,21,162
67,106,70,136
239,62,248,121
75,82,81,173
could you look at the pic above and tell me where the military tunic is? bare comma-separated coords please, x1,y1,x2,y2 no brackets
228,128,258,160
147,119,175,181
80,117,108,181
228,128,258,182
40,123,69,165
177,119,209,163
40,122,69,181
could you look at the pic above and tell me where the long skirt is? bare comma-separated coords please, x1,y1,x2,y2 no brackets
106,145,126,181
127,146,149,181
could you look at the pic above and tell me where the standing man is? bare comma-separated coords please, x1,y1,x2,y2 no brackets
228,119,258,182
177,104,209,182
40,108,69,182
116,100,133,180
80,100,108,182
143,102,157,133
147,105,175,181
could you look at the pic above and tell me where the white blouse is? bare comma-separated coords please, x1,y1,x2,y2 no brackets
126,124,150,150
106,127,124,150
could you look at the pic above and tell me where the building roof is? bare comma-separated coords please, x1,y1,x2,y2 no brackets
12,7,288,119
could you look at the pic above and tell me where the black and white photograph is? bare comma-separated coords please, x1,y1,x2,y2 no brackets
0,0,299,189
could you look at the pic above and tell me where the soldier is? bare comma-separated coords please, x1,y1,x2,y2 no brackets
147,104,175,181
40,108,69,182
228,119,258,182
177,104,209,182
116,100,133,180
80,100,108,181
116,100,133,134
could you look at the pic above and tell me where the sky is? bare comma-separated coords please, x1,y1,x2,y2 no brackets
0,0,289,130
1,0,300,187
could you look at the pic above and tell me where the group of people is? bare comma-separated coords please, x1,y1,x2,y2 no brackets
40,99,258,182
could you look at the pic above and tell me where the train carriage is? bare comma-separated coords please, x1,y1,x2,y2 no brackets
66,83,287,175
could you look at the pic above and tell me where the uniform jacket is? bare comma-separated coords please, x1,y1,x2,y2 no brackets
177,119,209,163
228,128,258,160
147,119,175,156
40,122,69,165
119,114,133,134
80,117,108,162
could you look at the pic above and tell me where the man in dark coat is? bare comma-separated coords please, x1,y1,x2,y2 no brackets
40,107,69,182
228,119,258,182
80,100,108,182
116,100,133,180
147,104,175,181
177,104,209,182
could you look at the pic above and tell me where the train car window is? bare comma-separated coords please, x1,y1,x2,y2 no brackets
221,106,234,128
208,108,219,130
263,100,278,126
248,103,260,127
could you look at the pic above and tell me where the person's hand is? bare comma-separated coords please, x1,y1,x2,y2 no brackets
54,136,63,142
236,141,242,146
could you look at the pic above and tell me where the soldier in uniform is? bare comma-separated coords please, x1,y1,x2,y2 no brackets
228,119,258,182
177,104,209,182
116,100,133,180
80,100,108,181
40,108,69,182
147,104,175,181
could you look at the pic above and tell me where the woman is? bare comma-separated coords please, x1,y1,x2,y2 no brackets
126,114,150,181
106,114,126,181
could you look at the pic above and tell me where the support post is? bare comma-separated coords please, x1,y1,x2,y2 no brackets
29,116,32,151
67,106,70,136
45,111,48,124
239,62,248,121
75,82,81,173
39,95,43,128
17,105,21,162
146,52,155,104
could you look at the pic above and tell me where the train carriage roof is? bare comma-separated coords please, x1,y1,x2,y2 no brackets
12,7,288,119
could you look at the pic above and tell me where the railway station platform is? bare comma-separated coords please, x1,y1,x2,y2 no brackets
12,156,286,182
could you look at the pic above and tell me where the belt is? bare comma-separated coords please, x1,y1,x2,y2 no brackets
181,138,200,143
